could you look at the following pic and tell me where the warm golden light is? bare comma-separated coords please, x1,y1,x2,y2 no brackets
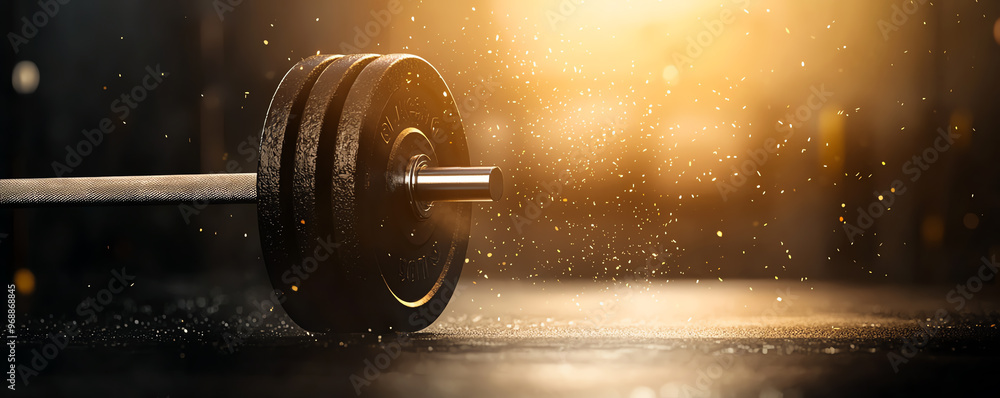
14,268,35,295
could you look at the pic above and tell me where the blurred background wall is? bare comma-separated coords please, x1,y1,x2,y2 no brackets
2,0,999,315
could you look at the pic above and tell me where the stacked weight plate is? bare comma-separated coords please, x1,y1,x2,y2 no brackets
258,54,471,333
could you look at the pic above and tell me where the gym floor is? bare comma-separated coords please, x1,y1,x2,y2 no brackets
5,1,1000,397
14,279,1000,397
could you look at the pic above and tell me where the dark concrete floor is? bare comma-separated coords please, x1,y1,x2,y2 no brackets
12,280,1000,397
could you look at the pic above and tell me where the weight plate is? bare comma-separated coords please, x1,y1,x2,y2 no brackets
258,54,340,322
289,54,380,332
334,54,471,332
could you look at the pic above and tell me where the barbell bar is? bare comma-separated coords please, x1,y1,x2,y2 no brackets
0,166,501,207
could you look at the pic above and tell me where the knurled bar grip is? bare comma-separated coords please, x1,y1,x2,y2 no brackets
0,166,501,208
0,174,257,207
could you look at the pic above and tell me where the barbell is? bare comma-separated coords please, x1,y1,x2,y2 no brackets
0,54,503,333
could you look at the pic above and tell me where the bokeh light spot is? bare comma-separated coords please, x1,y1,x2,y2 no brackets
994,17,1000,45
963,213,979,230
14,268,35,295
921,215,944,246
12,60,40,94
661,64,680,85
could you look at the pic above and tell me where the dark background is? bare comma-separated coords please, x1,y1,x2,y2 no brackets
3,2,1000,398
2,0,999,315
